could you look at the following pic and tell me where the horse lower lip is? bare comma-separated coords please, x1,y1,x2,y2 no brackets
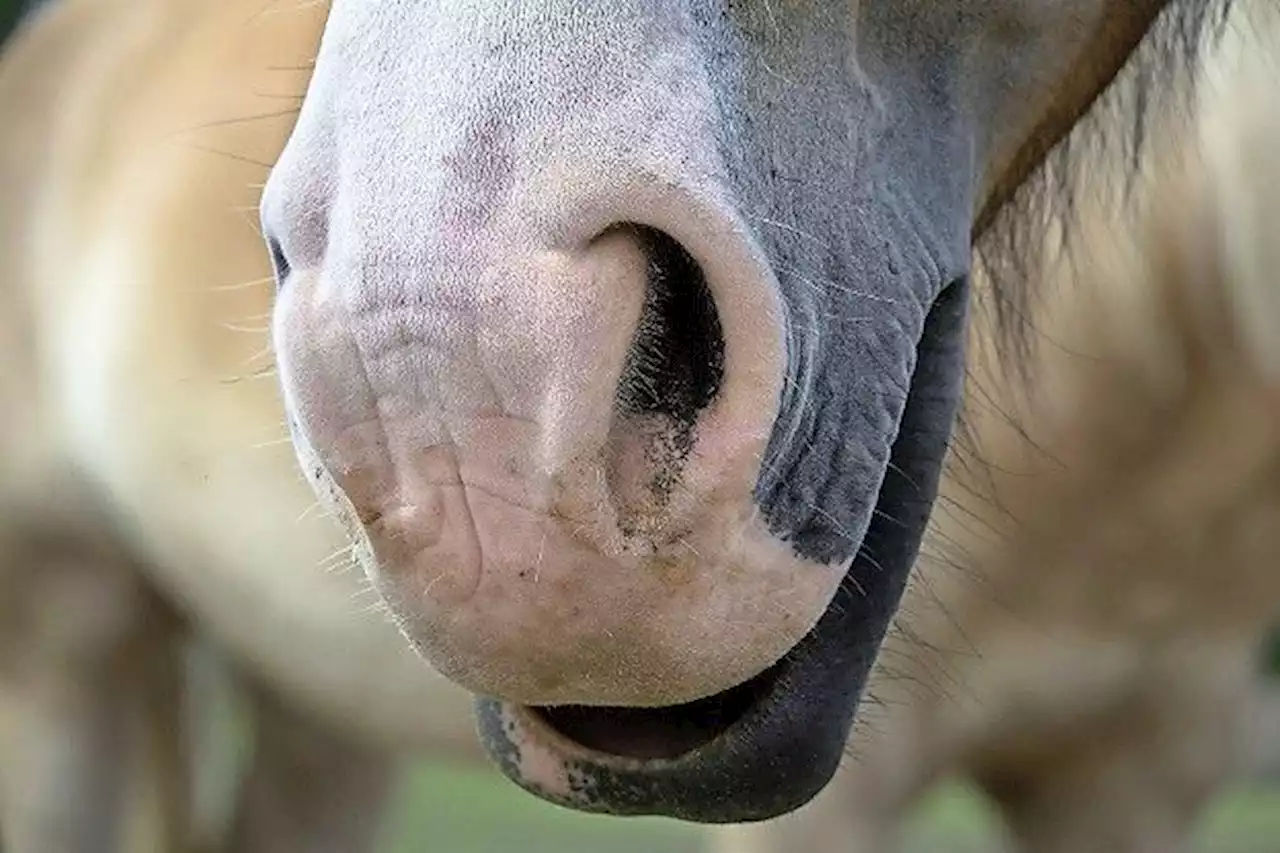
470,639,842,824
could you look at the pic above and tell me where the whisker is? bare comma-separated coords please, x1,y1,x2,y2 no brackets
185,143,275,170
169,108,301,138
217,364,277,385
219,321,271,334
208,275,275,292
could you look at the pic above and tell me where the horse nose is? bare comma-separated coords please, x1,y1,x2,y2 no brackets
262,5,856,707
476,220,731,542
270,166,845,707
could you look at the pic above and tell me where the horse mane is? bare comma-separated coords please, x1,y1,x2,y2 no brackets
974,0,1236,375
946,0,1247,517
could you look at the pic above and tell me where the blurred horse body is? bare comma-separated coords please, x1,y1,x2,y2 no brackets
0,1,482,850
0,0,1277,852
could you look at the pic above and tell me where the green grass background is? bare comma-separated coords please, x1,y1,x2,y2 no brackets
197,664,1280,853
0,0,31,45
380,759,1280,853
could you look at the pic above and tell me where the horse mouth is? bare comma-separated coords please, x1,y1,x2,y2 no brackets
528,657,785,761
473,603,856,824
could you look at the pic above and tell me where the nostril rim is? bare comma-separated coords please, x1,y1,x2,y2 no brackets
266,233,292,287
611,224,726,424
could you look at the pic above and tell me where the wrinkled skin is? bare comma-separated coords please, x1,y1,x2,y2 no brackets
265,0,1177,821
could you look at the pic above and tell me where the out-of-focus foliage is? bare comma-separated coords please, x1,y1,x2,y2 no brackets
0,0,37,47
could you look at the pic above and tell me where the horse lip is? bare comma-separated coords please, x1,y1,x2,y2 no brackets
505,702,706,770
469,639,827,822
476,660,785,773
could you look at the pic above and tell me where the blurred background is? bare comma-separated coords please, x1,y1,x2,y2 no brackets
194,648,1280,853
3,1,1280,851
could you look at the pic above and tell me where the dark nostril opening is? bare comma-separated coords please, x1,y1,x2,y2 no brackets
601,224,726,531
266,233,291,287
611,224,725,425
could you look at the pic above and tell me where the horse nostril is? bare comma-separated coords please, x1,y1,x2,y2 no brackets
604,223,727,539
266,233,292,287
612,224,725,424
